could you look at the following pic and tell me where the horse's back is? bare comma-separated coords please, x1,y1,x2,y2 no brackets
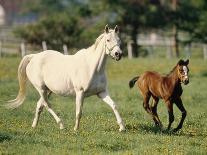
26,50,75,94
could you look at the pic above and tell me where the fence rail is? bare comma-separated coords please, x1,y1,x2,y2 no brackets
0,36,206,59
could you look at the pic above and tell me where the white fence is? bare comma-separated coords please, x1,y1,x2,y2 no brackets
126,34,207,59
0,32,206,59
0,39,70,58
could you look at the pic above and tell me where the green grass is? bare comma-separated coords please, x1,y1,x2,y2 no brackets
0,57,207,154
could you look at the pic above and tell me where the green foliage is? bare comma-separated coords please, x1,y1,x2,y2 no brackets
0,57,207,154
14,0,207,52
14,13,83,50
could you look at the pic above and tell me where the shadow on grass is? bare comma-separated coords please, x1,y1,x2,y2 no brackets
0,132,12,143
126,123,180,136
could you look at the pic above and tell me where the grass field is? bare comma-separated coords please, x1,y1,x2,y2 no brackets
0,57,207,154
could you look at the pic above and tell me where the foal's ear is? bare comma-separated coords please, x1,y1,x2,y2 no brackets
178,59,185,65
114,25,119,33
105,24,109,33
185,59,189,65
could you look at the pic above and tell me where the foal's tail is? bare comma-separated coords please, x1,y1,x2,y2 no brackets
5,54,34,109
129,76,139,88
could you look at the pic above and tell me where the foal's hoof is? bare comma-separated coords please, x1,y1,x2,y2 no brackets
172,128,180,132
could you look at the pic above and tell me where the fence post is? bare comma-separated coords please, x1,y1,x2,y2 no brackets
20,42,26,57
0,41,2,58
42,41,47,51
185,43,191,58
166,38,173,59
127,40,133,59
166,46,173,59
203,44,207,60
63,44,68,55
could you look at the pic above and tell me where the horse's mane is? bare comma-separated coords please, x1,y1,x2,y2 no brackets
87,29,114,52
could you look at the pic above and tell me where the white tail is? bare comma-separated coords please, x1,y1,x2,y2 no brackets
6,54,34,109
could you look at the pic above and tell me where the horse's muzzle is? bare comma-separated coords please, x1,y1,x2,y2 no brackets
115,52,122,61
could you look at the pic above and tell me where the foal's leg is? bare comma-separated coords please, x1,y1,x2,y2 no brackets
74,90,84,131
165,100,174,130
98,91,125,132
150,97,162,127
173,97,187,132
142,93,152,114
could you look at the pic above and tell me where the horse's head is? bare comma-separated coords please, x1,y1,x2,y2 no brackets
104,25,123,61
177,59,189,85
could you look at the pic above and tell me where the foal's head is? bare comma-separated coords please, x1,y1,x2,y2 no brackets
176,59,190,85
104,25,123,61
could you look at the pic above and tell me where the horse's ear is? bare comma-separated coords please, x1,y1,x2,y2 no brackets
185,59,189,65
105,24,109,33
114,25,119,33
178,59,184,65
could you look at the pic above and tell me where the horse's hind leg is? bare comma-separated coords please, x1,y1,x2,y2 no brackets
150,96,162,127
33,87,64,129
32,98,44,128
42,91,64,129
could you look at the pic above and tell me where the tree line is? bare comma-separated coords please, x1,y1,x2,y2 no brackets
14,0,207,57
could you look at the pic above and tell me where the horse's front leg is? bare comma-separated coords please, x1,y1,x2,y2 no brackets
173,97,187,132
74,90,84,131
98,91,125,132
165,100,174,130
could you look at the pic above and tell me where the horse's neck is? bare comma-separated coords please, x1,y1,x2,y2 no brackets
86,37,107,77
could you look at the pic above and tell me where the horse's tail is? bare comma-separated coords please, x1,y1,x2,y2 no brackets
129,76,139,89
6,54,34,109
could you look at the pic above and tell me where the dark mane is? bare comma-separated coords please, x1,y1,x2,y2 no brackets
166,65,177,76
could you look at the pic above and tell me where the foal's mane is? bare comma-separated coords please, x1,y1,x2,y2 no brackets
166,65,178,76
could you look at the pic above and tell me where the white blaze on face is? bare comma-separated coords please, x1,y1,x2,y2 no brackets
183,66,188,79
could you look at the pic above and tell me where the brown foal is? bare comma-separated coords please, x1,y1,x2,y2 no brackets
129,59,189,132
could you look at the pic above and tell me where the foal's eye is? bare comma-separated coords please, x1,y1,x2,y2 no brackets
107,39,110,42
179,69,183,72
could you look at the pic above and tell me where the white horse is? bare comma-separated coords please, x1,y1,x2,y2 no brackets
6,25,125,132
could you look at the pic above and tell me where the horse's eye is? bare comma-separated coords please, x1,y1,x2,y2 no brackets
107,39,110,42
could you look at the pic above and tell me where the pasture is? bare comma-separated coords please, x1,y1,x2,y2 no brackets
0,57,207,154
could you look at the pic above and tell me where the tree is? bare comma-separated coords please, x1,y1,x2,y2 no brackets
87,0,169,57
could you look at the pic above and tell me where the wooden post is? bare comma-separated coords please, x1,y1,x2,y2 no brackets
42,41,47,51
203,44,207,60
0,41,2,58
63,44,68,55
127,40,133,59
20,42,26,57
166,38,173,59
185,43,191,58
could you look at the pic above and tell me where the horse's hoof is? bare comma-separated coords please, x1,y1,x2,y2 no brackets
119,126,126,132
60,123,64,130
74,127,78,131
31,123,36,128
